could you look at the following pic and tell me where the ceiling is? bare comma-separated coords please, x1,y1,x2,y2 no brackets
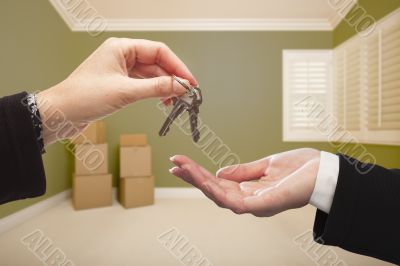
90,0,338,20
49,0,355,31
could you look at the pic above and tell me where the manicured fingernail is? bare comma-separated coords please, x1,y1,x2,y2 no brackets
170,156,176,162
219,165,239,176
169,167,179,174
216,166,228,177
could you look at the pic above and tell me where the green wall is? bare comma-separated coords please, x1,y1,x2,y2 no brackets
333,0,400,46
0,0,399,219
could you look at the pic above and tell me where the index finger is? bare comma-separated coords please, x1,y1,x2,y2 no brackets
120,38,198,85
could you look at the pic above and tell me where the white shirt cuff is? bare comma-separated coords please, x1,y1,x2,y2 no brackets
309,151,340,214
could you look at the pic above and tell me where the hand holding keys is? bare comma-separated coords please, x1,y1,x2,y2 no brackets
159,76,203,142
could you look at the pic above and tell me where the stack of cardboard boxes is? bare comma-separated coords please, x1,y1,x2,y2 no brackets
119,134,154,208
72,122,112,210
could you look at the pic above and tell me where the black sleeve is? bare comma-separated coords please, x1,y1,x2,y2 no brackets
313,154,400,264
0,92,46,204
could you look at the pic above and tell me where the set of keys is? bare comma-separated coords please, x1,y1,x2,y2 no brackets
159,76,203,142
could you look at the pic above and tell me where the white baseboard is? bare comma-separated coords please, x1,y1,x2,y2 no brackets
0,190,71,235
0,187,203,235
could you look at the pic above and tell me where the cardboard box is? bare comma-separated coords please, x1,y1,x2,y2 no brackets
73,174,112,210
119,176,154,208
120,134,147,146
120,146,151,177
72,121,105,144
75,143,108,175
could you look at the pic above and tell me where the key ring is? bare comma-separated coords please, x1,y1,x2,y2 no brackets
172,75,194,96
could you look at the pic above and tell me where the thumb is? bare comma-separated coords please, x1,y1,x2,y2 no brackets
216,158,268,182
128,76,187,100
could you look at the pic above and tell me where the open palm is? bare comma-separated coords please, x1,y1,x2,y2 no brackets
170,148,320,217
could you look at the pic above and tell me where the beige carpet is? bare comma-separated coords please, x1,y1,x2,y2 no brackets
0,198,392,266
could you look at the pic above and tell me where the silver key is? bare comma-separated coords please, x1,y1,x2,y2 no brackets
188,106,200,142
187,88,202,142
159,99,186,137
159,76,203,142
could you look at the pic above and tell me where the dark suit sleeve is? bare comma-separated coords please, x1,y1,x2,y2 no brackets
313,154,400,264
0,92,46,204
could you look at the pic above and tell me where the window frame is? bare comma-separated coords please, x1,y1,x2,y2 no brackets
282,49,333,142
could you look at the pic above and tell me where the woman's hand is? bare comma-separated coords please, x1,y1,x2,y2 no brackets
37,38,197,145
170,148,320,217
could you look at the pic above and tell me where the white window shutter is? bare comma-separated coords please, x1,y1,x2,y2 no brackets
283,50,333,142
366,29,380,130
380,14,400,131
333,48,345,130
344,37,362,132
